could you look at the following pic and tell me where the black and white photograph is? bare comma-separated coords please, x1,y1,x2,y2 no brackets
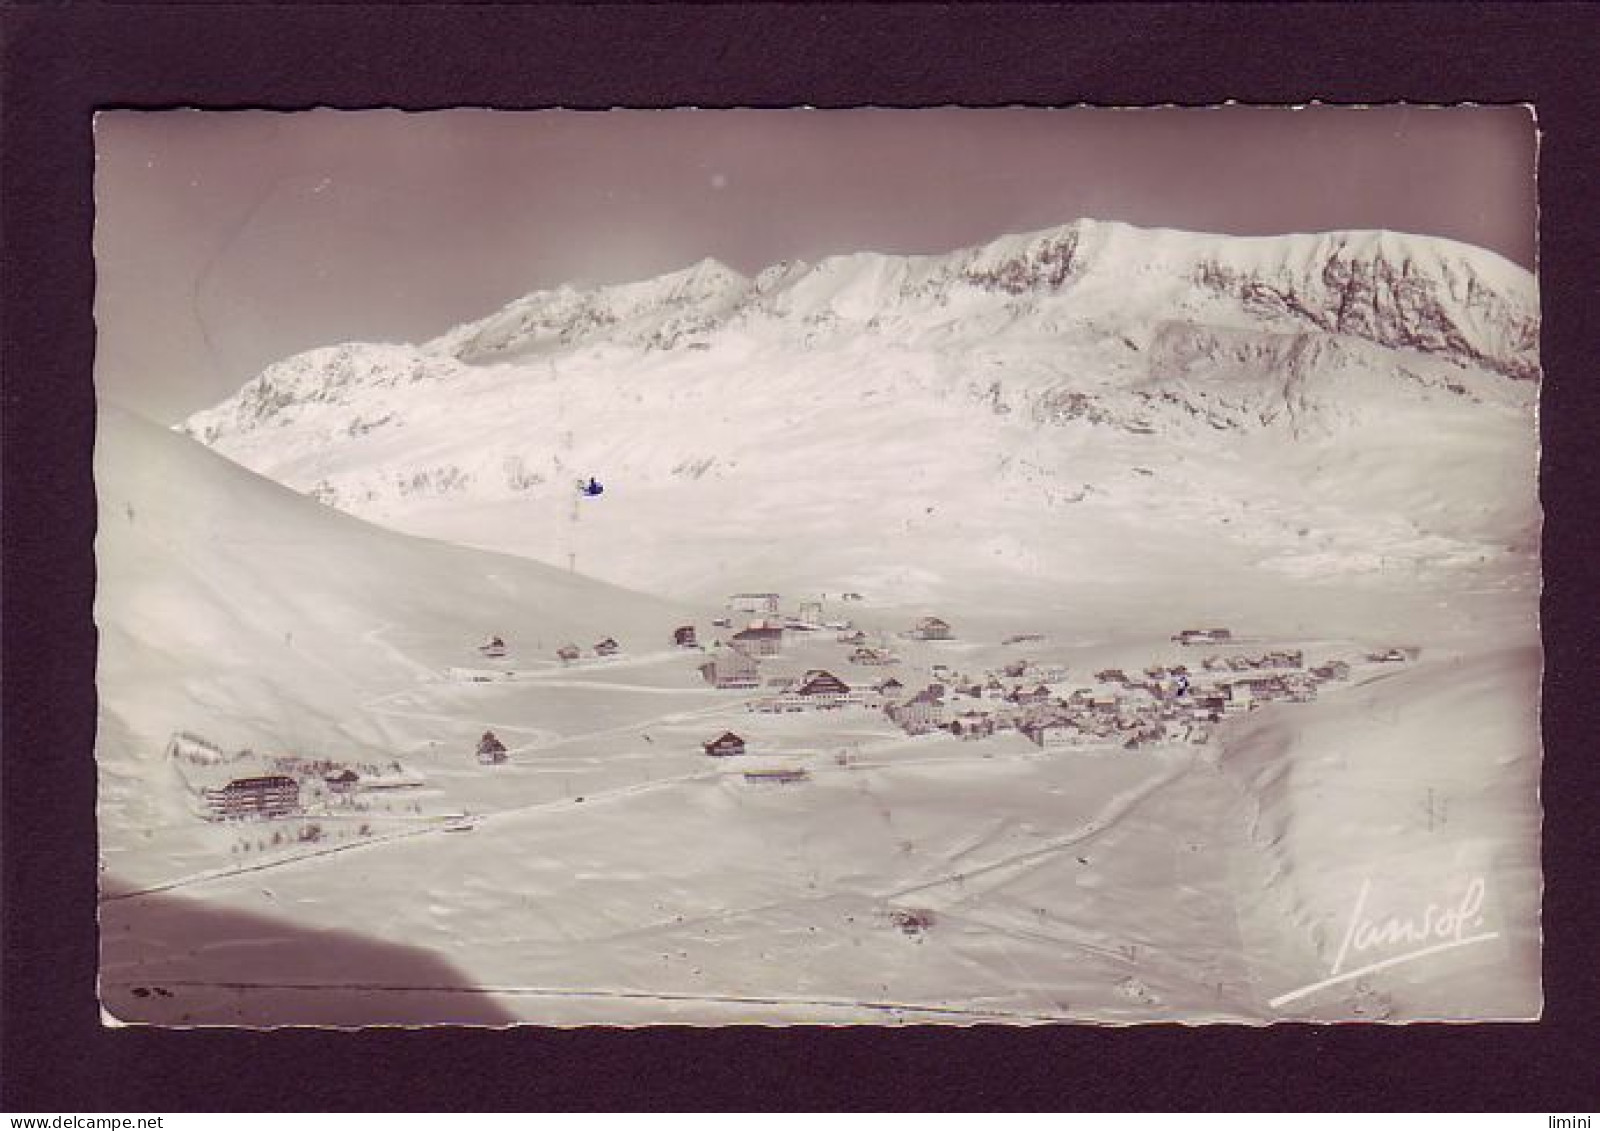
92,106,1542,1027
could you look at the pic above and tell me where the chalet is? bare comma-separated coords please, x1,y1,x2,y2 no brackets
950,711,995,740
476,730,509,765
702,731,747,758
913,616,953,641
875,677,907,700
1015,684,1054,706
1094,668,1128,685
755,670,859,713
478,635,507,658
673,625,698,648
1368,648,1408,663
1173,628,1233,645
1264,649,1304,668
837,630,868,645
1241,676,1287,698
728,592,781,616
202,774,300,821
794,669,853,704
1003,633,1045,645
556,644,581,662
324,768,360,793
1021,720,1081,749
1002,660,1029,679
1222,678,1284,712
731,625,783,657
594,637,621,657
888,689,945,734
699,648,761,689
849,646,896,666
1311,660,1352,680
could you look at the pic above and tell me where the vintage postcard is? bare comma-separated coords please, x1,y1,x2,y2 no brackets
93,107,1541,1025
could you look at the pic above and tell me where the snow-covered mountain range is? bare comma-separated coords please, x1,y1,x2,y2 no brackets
181,218,1540,604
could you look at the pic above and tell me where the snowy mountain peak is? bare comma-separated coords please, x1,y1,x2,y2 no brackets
181,218,1538,599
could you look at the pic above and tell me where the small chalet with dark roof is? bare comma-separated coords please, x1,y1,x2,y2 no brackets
594,637,621,657
913,616,953,641
702,731,746,758
796,670,851,700
324,768,360,793
673,625,698,648
476,730,508,765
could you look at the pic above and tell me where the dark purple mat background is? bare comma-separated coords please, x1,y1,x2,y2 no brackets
3,2,1598,1113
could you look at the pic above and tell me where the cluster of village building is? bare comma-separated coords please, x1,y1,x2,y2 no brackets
691,597,1410,766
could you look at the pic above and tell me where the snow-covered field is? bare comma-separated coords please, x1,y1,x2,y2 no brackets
97,220,1542,1025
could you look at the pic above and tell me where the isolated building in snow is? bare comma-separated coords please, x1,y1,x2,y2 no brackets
702,731,747,758
673,625,698,648
912,616,953,641
476,730,508,765
324,768,361,793
202,775,301,821
1173,628,1233,645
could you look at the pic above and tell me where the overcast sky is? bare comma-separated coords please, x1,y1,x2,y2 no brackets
94,107,1537,422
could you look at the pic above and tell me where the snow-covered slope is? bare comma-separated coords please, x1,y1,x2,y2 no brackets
1221,646,1542,1020
95,405,686,863
180,219,1539,604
